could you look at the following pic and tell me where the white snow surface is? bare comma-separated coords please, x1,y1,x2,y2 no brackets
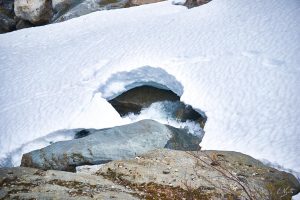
99,66,184,100
0,0,299,179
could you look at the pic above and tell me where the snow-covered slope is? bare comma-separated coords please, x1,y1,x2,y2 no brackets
0,0,299,179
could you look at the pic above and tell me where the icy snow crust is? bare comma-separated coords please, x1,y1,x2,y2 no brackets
0,0,299,177
99,66,184,100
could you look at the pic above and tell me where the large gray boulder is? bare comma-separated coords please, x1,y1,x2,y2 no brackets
21,120,201,171
14,0,53,25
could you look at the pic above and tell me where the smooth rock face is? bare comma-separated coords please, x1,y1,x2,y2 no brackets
96,149,300,199
14,0,53,24
21,120,201,171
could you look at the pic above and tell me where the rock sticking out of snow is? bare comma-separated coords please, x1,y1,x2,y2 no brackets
2,149,299,199
14,0,53,25
21,120,201,171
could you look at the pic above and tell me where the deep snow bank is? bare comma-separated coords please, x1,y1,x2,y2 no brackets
99,66,184,100
0,0,299,178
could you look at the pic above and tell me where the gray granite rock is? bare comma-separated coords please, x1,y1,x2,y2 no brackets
21,120,201,171
14,0,53,25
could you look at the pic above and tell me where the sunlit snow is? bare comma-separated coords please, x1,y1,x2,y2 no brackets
0,0,299,188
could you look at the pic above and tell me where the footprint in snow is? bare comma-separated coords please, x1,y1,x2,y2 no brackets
262,58,285,68
169,55,211,65
241,50,261,58
81,60,109,82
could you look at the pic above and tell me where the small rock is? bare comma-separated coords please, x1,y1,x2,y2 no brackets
14,0,53,25
0,12,16,33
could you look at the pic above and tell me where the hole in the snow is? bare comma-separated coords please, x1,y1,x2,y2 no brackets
108,85,180,116
109,85,207,129
99,66,207,133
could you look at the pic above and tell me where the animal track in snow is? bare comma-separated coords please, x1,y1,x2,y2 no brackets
262,58,285,68
80,60,110,82
241,50,261,58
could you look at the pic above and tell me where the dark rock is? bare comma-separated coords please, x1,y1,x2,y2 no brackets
0,0,14,12
164,125,201,150
126,0,165,7
74,129,91,139
21,120,201,171
16,19,34,30
0,12,15,33
173,102,207,128
0,0,16,33
108,85,207,128
74,128,110,139
108,85,180,116
184,0,211,9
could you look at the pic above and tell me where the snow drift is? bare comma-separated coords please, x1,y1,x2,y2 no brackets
0,0,299,183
